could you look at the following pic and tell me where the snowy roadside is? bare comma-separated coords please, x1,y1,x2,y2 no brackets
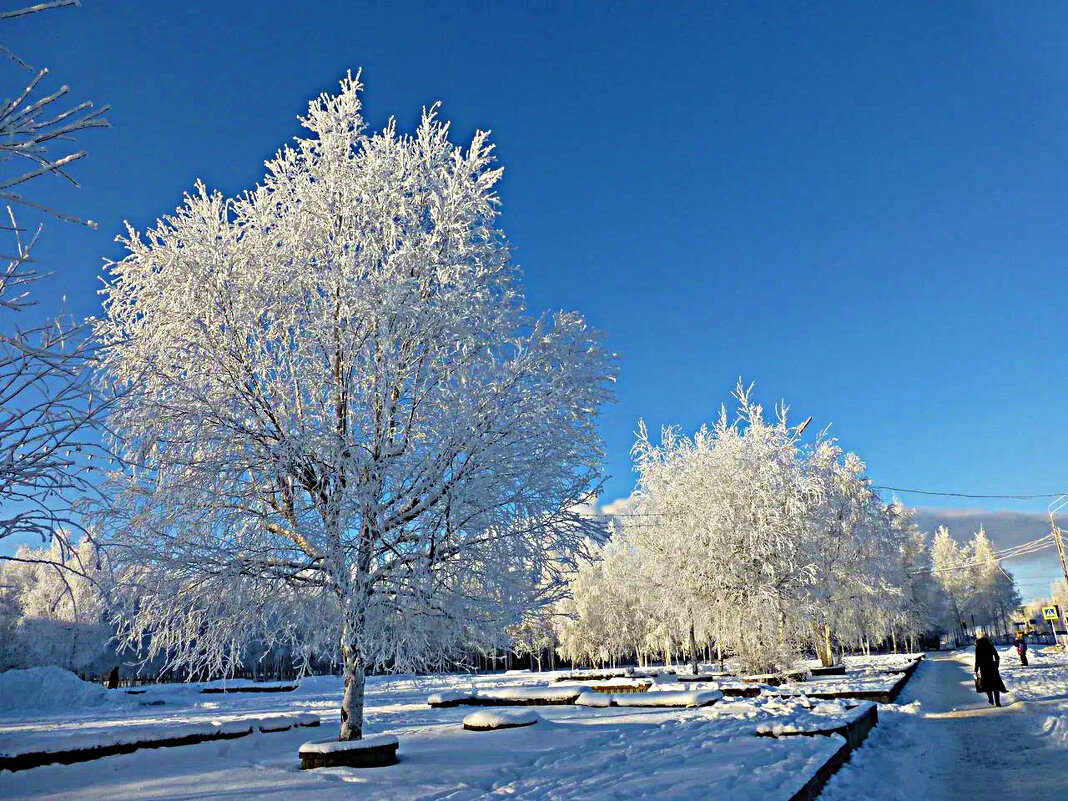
821,651,1068,801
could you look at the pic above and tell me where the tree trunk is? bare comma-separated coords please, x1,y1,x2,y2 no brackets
819,625,834,667
689,621,699,675
340,644,366,741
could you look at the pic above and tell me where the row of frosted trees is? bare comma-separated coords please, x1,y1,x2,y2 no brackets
931,526,1022,643
551,384,1020,674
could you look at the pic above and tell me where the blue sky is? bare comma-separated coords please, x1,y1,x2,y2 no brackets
11,2,1068,597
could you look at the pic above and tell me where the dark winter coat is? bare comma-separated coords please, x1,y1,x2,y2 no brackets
974,636,1008,694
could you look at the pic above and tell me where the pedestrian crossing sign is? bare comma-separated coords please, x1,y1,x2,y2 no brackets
1043,605,1059,621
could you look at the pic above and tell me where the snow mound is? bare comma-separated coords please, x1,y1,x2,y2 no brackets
427,690,471,705
0,667,113,713
428,685,592,706
576,689,722,708
463,709,541,730
480,685,587,702
299,733,398,754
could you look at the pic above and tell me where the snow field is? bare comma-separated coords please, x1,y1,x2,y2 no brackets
0,666,894,799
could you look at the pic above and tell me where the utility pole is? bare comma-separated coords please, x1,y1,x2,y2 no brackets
1047,494,1068,648
1053,522,1068,590
1049,496,1068,592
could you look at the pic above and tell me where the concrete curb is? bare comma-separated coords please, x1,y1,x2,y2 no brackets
784,704,879,801
0,717,320,773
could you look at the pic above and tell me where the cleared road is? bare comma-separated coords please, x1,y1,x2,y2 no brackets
822,651,1067,801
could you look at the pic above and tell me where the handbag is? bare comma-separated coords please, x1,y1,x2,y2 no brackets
974,672,982,693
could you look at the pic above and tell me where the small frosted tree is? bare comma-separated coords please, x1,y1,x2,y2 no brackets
94,73,615,741
932,526,973,643
802,447,903,664
628,383,820,674
892,504,943,651
967,528,1020,635
0,537,109,672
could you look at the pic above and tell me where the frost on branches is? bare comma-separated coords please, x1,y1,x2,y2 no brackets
561,383,922,675
93,73,616,741
0,1,109,557
0,538,109,672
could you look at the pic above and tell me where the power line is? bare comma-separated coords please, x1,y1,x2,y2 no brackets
604,487,1068,515
908,534,1056,575
871,486,1068,500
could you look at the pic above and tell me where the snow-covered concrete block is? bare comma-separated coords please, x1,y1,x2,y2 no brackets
299,734,399,769
462,709,541,731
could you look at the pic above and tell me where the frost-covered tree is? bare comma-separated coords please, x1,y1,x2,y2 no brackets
0,0,109,558
508,608,557,671
931,526,973,643
0,537,109,672
627,383,822,674
554,534,658,668
967,527,1020,635
931,525,1021,642
607,383,918,673
93,73,615,741
892,505,944,651
802,446,901,664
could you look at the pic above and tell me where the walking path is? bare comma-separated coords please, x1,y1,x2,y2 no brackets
821,651,1068,801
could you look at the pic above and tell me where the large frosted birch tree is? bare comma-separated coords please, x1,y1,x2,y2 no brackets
94,73,615,741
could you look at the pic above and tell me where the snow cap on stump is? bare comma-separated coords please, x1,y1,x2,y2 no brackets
298,734,399,769
462,709,541,731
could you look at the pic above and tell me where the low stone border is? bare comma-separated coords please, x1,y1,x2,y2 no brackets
757,703,879,801
778,656,924,704
299,734,398,769
676,672,732,682
587,682,652,694
1,716,320,772
577,689,722,708
809,664,846,677
462,710,541,731
429,694,581,708
743,669,808,686
551,667,671,683
883,656,924,702
719,685,763,698
201,684,298,694
428,686,591,707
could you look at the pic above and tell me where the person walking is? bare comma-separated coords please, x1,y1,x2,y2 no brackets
974,628,1008,707
1013,633,1028,667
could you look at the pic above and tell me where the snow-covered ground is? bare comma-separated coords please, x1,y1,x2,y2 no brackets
820,649,1068,801
0,666,876,800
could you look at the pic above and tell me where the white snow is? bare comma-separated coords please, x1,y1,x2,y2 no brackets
574,691,613,707
576,689,723,708
427,684,592,705
298,733,398,754
0,668,861,800
0,667,117,713
778,653,922,696
0,713,321,759
819,651,1068,801
462,709,540,729
754,700,872,737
